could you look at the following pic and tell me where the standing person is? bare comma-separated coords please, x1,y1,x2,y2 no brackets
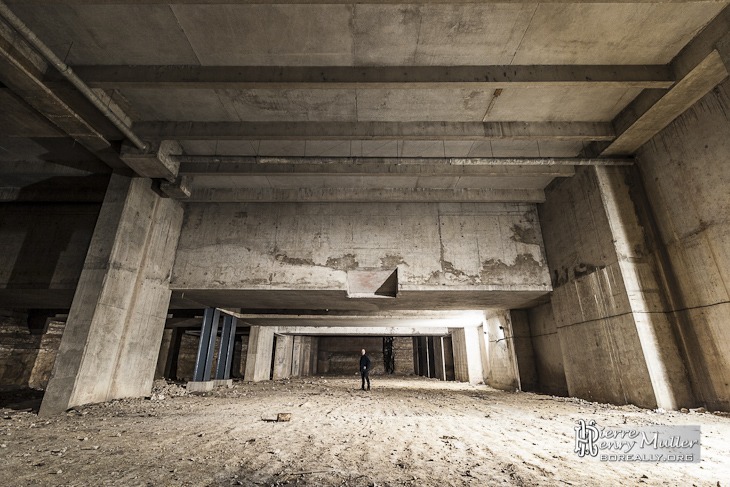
360,349,371,391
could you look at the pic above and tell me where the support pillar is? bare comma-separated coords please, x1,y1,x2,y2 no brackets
272,335,294,380
310,337,319,375
39,175,184,415
433,337,447,381
244,326,274,382
451,327,484,384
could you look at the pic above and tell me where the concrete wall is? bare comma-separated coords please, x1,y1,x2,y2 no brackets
317,336,384,375
635,78,730,411
0,203,100,309
393,336,414,374
526,302,568,396
40,176,184,415
451,327,484,384
171,202,551,309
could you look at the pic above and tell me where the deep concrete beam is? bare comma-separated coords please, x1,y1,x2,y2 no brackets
133,121,615,141
59,65,675,90
271,326,451,336
178,156,632,174
598,8,730,156
185,187,546,203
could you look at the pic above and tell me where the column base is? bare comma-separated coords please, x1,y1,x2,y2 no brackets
187,381,214,392
212,379,233,387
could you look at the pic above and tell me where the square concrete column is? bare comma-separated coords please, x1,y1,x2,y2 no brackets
432,337,447,381
309,337,319,375
244,326,274,382
451,327,485,385
40,175,184,415
484,311,520,391
301,336,312,377
272,335,294,380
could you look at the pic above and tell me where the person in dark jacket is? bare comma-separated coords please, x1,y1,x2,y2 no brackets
360,349,371,391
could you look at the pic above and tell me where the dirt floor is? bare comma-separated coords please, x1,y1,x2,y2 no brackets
1,376,729,487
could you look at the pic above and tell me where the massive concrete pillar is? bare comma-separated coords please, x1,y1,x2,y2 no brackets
594,166,694,410
540,164,694,409
272,335,293,380
291,336,314,377
244,326,274,382
450,327,484,384
40,175,184,415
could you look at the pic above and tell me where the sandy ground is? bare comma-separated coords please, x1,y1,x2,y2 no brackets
1,376,729,487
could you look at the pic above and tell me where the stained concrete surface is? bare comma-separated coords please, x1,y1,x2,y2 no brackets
2,377,730,487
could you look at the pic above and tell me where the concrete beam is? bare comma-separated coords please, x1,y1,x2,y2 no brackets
0,20,111,153
178,156,631,175
133,121,615,142
61,65,675,90
271,326,451,336
598,8,730,156
185,187,546,203
120,140,181,181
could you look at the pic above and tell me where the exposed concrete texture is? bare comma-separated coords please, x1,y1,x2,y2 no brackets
171,202,551,310
511,309,538,392
636,78,730,411
450,327,484,384
244,326,274,382
0,203,101,309
154,329,174,380
39,175,184,415
272,334,293,380
525,302,568,396
484,310,520,391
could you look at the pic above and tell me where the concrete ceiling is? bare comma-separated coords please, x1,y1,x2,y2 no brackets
1,2,729,200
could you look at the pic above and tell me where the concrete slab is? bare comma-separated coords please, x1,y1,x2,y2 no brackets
11,4,200,65
171,4,355,66
513,3,727,65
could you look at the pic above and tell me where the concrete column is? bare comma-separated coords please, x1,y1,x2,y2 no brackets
301,336,312,377
244,326,274,382
155,329,174,380
291,336,303,376
432,336,447,381
484,310,521,391
272,335,293,380
40,175,183,415
451,327,484,384
412,337,420,375
310,337,319,375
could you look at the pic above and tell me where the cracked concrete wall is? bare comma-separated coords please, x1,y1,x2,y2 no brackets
171,202,551,295
636,79,730,411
